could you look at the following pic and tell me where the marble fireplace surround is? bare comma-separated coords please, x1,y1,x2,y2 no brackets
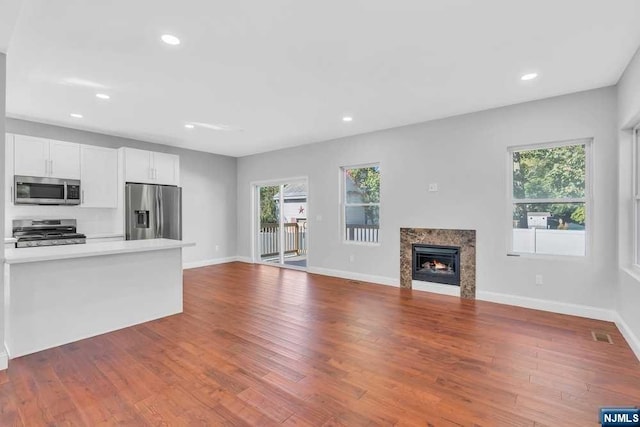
400,228,476,299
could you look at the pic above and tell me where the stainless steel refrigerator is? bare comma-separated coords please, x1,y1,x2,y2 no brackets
125,183,182,240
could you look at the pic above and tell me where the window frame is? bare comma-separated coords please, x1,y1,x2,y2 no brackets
340,162,381,246
506,138,593,258
633,126,640,269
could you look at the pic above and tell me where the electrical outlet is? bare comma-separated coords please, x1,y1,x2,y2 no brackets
535,274,543,285
428,183,439,192
349,254,355,263
215,245,220,252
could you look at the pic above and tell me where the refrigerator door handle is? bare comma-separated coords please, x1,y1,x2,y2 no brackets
155,187,161,237
158,189,164,237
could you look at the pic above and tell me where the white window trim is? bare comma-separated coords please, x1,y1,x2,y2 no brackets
506,138,593,258
340,162,381,246
633,126,640,270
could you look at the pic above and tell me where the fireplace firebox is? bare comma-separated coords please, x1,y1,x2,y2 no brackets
411,244,460,286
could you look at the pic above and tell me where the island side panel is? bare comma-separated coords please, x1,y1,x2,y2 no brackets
6,247,183,358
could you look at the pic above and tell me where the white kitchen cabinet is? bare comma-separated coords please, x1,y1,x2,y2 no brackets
80,145,118,208
13,134,49,177
122,147,153,184
152,151,179,186
13,134,80,179
122,147,179,186
49,140,81,179
5,134,14,205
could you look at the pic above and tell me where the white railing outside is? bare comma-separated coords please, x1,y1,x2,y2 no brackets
512,228,585,256
260,222,307,258
345,224,379,243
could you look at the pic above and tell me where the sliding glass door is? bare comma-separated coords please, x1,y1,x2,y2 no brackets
256,180,308,268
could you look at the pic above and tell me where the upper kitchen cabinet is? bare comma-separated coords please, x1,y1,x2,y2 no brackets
122,147,179,186
152,152,180,186
12,134,48,177
49,141,81,179
80,145,118,208
122,147,152,184
13,134,80,179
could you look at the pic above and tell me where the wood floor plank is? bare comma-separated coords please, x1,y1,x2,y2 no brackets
0,262,638,426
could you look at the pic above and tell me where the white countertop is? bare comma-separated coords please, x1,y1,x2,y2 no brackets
5,238,195,264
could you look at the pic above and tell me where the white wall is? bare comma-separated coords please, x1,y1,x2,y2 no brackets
616,46,640,356
5,119,238,265
0,53,7,369
237,87,618,311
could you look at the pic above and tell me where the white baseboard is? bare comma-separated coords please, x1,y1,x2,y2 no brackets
0,344,9,370
183,256,254,269
307,266,399,287
477,290,615,322
183,256,241,269
614,312,640,362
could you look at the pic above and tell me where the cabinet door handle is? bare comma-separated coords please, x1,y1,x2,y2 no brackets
49,160,53,176
10,185,13,203
81,189,85,204
44,159,48,175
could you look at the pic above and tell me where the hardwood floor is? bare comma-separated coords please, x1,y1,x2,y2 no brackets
1,262,639,426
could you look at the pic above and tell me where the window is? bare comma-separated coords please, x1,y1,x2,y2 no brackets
509,139,591,256
342,164,380,243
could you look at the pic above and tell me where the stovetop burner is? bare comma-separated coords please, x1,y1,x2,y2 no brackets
13,219,86,248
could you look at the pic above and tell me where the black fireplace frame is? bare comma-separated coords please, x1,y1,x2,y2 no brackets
411,243,461,286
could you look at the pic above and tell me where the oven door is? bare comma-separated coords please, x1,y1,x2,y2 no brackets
14,176,66,205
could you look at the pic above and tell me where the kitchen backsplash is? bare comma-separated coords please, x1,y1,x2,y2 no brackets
5,204,123,238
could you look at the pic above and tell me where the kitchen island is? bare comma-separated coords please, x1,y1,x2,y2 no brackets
4,238,194,358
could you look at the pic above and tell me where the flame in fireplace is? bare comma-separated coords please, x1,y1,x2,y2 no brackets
432,260,448,270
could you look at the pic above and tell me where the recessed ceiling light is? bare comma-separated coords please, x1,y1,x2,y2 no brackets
70,113,83,118
521,72,538,81
184,124,195,129
342,116,353,122
96,93,110,100
190,121,243,132
161,34,181,46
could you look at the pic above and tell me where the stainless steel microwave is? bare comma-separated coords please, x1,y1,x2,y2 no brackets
14,176,81,205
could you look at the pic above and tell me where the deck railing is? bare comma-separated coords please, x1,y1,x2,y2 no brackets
345,224,379,243
259,223,378,257
260,222,307,258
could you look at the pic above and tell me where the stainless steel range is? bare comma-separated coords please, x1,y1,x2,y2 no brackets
13,219,86,248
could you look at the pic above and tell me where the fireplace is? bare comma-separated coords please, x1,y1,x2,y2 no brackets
412,244,460,286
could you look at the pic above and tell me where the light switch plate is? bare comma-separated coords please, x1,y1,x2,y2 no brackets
428,183,439,192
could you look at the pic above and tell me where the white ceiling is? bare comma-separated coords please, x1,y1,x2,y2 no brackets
5,0,640,157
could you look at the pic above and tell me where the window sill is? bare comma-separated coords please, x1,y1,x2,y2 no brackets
342,240,381,247
622,266,640,284
506,252,588,262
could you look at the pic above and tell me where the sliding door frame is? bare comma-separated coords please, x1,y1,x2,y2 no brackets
250,176,309,271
